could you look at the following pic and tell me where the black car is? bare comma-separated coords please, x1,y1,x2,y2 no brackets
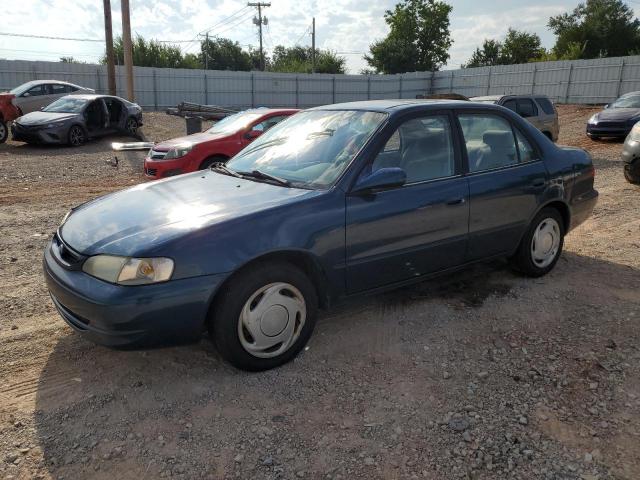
11,94,143,146
586,91,640,139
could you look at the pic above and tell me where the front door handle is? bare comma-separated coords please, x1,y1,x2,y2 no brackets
531,178,546,188
446,197,466,206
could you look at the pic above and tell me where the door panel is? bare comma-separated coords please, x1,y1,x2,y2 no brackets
345,112,469,293
466,161,548,259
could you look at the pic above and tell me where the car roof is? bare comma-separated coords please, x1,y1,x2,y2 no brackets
243,108,299,115
21,79,84,87
62,94,128,102
308,99,472,113
470,95,504,101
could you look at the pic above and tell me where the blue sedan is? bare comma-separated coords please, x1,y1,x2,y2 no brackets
43,100,598,371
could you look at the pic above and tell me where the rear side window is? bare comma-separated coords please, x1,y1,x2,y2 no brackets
517,99,538,118
458,114,518,172
51,84,68,95
514,129,539,163
535,97,555,115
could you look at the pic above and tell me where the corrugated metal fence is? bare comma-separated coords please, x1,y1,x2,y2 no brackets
0,59,428,110
2,55,640,109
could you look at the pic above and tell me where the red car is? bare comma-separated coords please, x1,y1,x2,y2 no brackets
145,108,299,178
0,93,21,143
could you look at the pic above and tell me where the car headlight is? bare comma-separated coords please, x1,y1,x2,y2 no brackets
45,122,65,129
164,143,193,159
82,255,174,285
588,114,599,125
629,123,640,142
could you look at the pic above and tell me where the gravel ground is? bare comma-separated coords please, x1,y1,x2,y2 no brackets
0,107,639,480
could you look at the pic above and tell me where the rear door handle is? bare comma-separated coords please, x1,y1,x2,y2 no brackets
531,179,546,188
446,197,466,206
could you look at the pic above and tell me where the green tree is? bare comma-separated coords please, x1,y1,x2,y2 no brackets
200,37,252,71
365,0,453,73
500,29,544,64
106,36,202,69
271,46,346,74
464,39,501,68
548,0,640,59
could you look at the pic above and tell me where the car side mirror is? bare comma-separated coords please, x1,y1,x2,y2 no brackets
604,104,609,109
244,129,262,140
22,92,30,97
352,167,407,193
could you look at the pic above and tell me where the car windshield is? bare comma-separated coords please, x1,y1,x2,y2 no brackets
43,97,88,113
610,94,640,108
207,112,264,135
226,109,387,189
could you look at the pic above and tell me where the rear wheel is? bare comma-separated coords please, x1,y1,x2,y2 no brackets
125,117,138,137
0,120,7,144
199,155,227,170
624,160,640,184
68,125,85,147
209,262,318,371
510,208,564,277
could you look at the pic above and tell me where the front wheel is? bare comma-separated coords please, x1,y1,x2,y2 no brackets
209,262,318,371
199,155,227,170
0,120,7,144
624,160,640,184
510,208,565,277
68,125,86,147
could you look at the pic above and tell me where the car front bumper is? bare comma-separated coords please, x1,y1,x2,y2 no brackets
144,156,191,179
586,122,632,138
43,237,226,347
11,123,68,144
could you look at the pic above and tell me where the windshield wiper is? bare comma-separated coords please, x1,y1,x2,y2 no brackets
237,137,287,157
210,163,242,178
237,169,290,186
306,129,334,139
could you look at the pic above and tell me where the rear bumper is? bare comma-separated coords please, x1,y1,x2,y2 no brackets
43,238,226,347
569,189,598,232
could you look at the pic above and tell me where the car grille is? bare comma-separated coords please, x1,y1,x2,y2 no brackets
149,149,167,160
595,121,627,129
145,168,158,176
51,232,86,270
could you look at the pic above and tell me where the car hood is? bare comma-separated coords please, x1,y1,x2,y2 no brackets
595,108,640,121
17,111,79,125
153,132,231,151
60,171,321,256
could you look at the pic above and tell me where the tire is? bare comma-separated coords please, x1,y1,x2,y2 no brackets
199,155,227,170
0,120,7,144
209,262,318,371
68,125,86,147
624,160,640,184
510,207,565,277
125,117,139,137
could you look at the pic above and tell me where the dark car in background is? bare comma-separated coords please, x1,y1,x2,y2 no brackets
12,94,142,146
43,100,597,371
470,94,559,141
587,91,640,139
145,108,298,179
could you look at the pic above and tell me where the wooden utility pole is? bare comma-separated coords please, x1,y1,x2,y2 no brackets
248,2,270,71
311,17,315,74
103,0,116,95
121,0,134,101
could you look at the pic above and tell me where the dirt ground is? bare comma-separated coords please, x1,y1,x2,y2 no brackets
0,106,638,480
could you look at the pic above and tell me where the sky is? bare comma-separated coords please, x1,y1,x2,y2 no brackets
1,0,638,73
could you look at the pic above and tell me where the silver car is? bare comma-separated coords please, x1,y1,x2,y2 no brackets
8,80,94,115
471,95,559,142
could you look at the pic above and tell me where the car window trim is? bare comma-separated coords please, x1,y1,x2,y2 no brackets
453,108,543,175
347,109,462,192
517,98,538,117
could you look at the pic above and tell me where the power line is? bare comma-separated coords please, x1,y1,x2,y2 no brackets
0,31,104,42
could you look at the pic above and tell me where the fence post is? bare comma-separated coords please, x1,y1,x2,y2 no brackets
251,73,255,108
486,66,492,95
564,64,573,103
617,60,625,98
399,75,403,98
332,76,336,103
429,71,434,95
367,75,371,99
203,72,208,106
531,65,537,95
449,71,454,92
295,75,299,108
96,68,101,94
153,69,158,111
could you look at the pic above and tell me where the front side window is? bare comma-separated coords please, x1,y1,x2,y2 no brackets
25,85,46,97
369,115,455,183
227,110,387,188
459,114,518,172
207,112,265,135
251,115,290,133
502,99,517,112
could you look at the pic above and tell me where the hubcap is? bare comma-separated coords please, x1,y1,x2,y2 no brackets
531,218,561,268
0,123,6,139
238,282,306,358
